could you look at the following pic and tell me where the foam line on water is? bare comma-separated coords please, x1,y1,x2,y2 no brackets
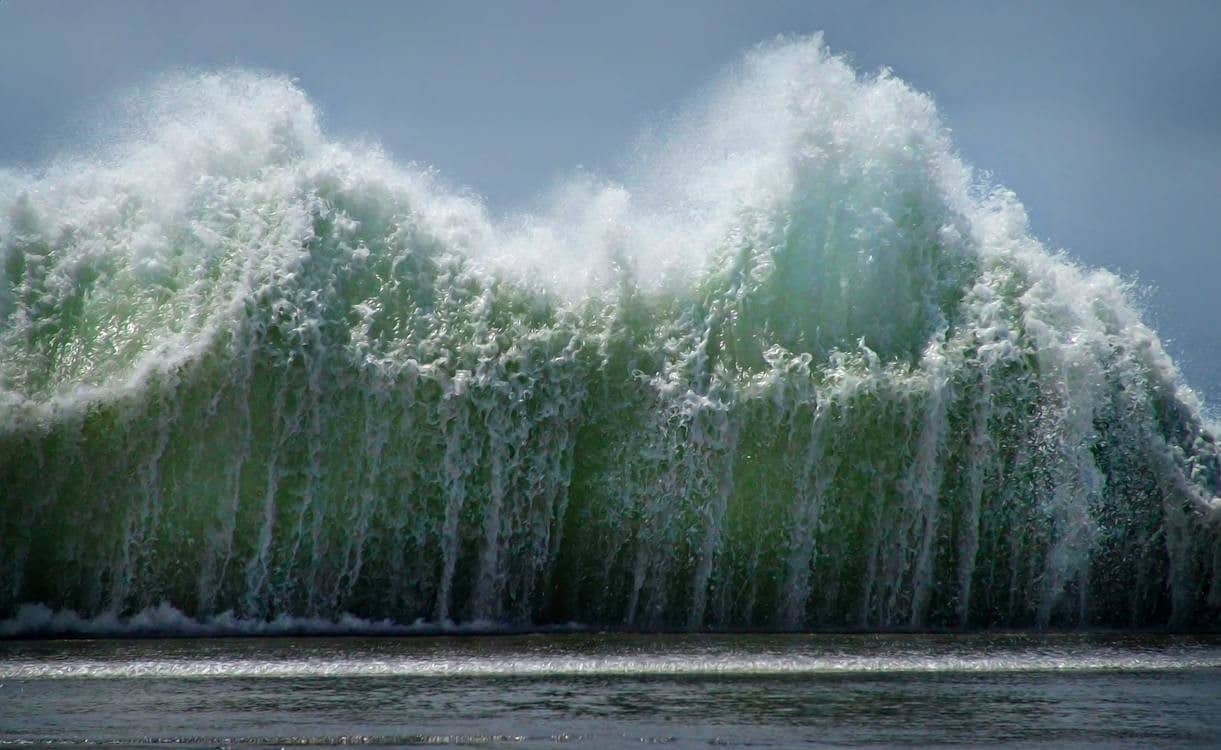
0,603,578,638
5,652,1220,680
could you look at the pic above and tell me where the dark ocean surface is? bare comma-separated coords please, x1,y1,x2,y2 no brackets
2,633,1219,748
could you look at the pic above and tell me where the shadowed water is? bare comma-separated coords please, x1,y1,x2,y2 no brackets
3,633,1219,748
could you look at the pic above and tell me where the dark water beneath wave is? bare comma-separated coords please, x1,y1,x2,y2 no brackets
3,633,1219,748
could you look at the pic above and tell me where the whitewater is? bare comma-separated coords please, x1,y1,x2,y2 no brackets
1,37,1218,634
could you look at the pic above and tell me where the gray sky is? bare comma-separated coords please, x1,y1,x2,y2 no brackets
1,0,1217,406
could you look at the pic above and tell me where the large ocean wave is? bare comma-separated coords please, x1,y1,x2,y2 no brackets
2,37,1218,632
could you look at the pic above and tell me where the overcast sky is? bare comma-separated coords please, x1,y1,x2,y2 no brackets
1,0,1217,406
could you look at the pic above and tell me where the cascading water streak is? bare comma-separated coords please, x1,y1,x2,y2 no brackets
1,37,1218,632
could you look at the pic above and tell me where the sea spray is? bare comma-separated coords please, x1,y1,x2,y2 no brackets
1,37,1218,631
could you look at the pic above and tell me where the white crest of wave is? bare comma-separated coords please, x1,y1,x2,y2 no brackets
0,36,1209,417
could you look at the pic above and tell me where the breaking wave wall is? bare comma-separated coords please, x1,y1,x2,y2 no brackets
2,38,1218,631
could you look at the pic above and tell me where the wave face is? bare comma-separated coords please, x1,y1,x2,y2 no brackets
1,38,1219,631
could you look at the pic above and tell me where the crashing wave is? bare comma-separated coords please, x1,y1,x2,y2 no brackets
1,37,1218,632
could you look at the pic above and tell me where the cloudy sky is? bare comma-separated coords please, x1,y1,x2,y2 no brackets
1,0,1217,405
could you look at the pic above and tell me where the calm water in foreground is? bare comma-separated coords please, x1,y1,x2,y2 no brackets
1,633,1219,748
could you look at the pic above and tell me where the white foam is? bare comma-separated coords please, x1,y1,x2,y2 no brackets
0,602,579,638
